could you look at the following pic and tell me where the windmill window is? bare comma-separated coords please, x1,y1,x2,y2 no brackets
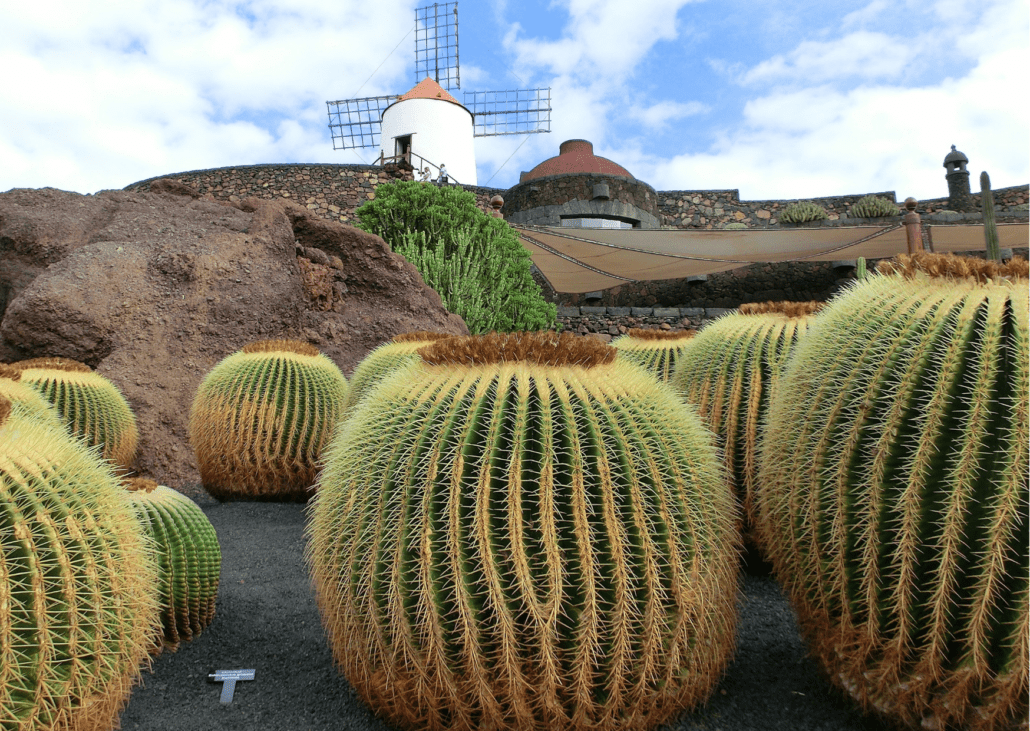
394,135,413,163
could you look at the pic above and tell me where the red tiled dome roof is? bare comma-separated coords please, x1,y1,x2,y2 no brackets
520,140,632,182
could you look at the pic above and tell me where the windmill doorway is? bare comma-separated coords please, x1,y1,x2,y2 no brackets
394,134,413,166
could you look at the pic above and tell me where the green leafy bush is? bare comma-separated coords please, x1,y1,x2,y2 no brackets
355,181,556,333
779,201,829,223
849,195,899,218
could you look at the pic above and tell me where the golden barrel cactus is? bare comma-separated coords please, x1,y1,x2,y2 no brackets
188,339,348,501
0,396,159,730
307,332,739,731
757,254,1029,730
340,331,452,416
13,357,139,471
670,301,822,535
611,328,696,381
123,478,222,651
0,363,65,428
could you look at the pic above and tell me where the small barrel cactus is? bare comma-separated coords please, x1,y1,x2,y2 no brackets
670,301,822,539
757,253,1029,730
850,195,900,218
779,201,829,224
123,478,222,651
13,356,139,471
611,327,697,381
308,331,740,731
0,395,160,730
0,363,65,427
340,331,453,416
188,339,349,501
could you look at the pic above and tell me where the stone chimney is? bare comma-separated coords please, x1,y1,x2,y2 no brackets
943,145,972,212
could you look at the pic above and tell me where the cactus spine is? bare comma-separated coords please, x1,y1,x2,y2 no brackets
0,364,65,428
340,332,452,417
188,339,348,501
0,396,160,730
670,301,822,536
611,328,696,381
757,253,1029,730
308,332,740,731
13,357,139,471
123,478,221,651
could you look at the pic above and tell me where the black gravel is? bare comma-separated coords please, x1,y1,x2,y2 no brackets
119,500,888,731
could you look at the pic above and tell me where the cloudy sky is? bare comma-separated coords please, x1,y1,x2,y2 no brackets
2,0,1027,200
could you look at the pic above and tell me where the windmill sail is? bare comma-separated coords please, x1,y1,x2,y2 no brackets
415,2,459,91
326,95,399,150
464,88,552,137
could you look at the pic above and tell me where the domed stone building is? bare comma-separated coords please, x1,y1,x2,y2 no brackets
502,140,660,229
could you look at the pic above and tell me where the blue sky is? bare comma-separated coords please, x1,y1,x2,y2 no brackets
2,0,1027,200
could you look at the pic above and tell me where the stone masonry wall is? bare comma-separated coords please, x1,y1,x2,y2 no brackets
657,190,900,229
503,173,660,227
124,163,505,223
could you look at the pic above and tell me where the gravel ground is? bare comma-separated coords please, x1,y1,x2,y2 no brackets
119,500,888,731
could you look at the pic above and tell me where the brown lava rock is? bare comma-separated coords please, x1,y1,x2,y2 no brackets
0,181,467,497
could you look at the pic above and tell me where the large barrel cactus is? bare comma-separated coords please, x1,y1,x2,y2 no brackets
123,478,221,651
308,331,740,731
188,339,348,501
340,331,452,416
0,395,159,730
611,328,696,381
757,253,1029,730
670,301,822,534
0,363,65,428
13,357,139,471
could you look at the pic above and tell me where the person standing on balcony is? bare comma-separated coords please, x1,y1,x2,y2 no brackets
419,167,431,182
437,163,448,185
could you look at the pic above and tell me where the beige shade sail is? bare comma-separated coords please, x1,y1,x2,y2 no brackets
516,223,1028,293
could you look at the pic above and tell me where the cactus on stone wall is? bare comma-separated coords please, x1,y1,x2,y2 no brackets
0,396,160,730
123,478,221,651
850,195,900,218
779,201,829,224
611,327,697,381
340,332,453,417
13,357,139,471
189,339,348,501
670,301,822,546
757,253,1029,730
981,171,1001,261
307,331,740,731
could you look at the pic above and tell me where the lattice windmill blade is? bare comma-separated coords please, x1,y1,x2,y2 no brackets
415,2,460,91
464,88,552,137
326,95,399,150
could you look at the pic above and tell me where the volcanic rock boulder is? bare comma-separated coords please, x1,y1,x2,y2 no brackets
0,182,467,496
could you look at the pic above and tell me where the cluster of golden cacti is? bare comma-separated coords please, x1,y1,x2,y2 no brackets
0,357,224,728
611,327,696,381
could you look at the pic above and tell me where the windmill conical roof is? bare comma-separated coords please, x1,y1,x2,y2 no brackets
399,77,464,107
520,140,633,182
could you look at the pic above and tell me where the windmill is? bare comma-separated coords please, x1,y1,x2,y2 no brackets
326,1,551,186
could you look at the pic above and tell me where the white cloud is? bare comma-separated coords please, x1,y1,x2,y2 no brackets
740,32,920,86
626,100,709,129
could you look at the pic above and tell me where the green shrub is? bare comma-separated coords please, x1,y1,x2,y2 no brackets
779,201,829,224
356,181,555,333
849,195,899,218
724,221,748,230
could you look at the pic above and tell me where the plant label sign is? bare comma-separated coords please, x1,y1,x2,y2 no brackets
208,669,255,703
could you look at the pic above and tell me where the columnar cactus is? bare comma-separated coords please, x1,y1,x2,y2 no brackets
308,331,740,731
611,328,696,381
0,396,159,730
188,339,348,501
0,363,65,427
757,253,1029,730
13,357,139,471
670,301,822,535
123,478,222,651
340,331,452,416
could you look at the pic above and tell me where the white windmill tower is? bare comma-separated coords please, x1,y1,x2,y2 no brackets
326,2,551,187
